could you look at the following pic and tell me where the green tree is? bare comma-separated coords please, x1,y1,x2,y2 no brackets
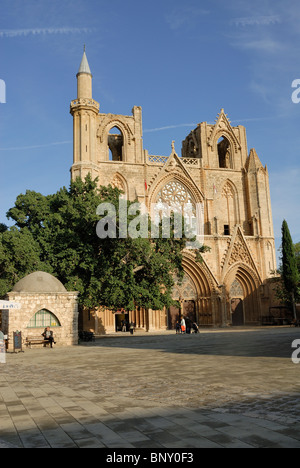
295,242,300,273
0,227,52,297
6,175,208,312
281,220,300,319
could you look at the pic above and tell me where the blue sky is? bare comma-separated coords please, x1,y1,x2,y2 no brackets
0,0,300,262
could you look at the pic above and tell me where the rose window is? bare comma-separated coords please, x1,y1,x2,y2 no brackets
156,181,195,213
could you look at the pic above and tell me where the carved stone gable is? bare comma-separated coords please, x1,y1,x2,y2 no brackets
228,235,251,266
221,226,262,283
207,109,241,153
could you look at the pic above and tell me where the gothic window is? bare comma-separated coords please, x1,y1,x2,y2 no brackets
172,274,197,300
230,279,244,298
156,180,196,214
222,181,238,231
217,136,232,169
155,180,198,237
27,309,61,328
110,174,126,194
108,126,123,161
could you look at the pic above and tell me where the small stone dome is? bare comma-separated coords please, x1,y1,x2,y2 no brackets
12,271,67,293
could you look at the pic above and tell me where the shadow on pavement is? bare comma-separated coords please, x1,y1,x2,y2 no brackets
80,328,300,359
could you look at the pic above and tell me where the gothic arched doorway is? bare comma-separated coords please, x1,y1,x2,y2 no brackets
168,273,197,330
231,298,244,326
230,279,244,326
226,264,261,326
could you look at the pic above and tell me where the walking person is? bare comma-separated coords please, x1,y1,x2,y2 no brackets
186,317,192,334
180,316,186,334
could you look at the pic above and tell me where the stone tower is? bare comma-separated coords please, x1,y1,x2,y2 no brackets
70,49,100,181
70,51,278,333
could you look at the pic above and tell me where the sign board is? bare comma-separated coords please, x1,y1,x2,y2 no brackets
13,331,22,353
0,301,21,310
0,340,6,364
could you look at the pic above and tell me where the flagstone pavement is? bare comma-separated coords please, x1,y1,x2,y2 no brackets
1,327,300,449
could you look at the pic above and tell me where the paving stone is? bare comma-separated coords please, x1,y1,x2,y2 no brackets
1,328,300,448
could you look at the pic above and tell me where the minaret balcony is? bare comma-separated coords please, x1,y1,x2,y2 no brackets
70,98,99,113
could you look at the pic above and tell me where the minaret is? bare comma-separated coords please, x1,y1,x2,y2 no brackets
77,46,92,99
70,47,100,181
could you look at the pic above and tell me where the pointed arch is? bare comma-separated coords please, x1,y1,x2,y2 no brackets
207,109,241,157
214,130,239,155
221,179,241,232
97,119,134,162
217,135,232,168
27,309,61,329
172,272,197,301
148,172,203,210
110,172,128,195
224,262,261,324
181,252,217,326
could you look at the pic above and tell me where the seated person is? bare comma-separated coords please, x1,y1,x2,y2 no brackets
42,327,56,348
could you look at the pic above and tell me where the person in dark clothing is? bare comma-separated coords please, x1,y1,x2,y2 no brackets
42,327,56,348
129,322,135,335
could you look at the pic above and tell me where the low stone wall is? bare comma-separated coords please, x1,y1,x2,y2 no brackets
4,291,79,349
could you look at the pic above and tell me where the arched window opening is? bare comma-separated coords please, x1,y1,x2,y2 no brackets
222,181,239,233
108,127,123,161
27,309,61,329
217,136,232,168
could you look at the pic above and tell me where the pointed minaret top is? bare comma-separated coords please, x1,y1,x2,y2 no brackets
77,47,92,76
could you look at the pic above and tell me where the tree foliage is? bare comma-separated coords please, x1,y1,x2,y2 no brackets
273,221,300,317
0,226,52,296
3,175,208,312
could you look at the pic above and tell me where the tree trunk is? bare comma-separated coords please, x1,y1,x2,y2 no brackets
292,292,297,320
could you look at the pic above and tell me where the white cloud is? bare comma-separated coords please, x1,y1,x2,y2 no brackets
236,38,284,53
0,141,72,151
0,27,93,38
144,123,197,133
165,6,209,30
231,15,281,27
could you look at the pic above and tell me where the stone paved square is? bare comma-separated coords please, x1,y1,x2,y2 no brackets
0,327,300,449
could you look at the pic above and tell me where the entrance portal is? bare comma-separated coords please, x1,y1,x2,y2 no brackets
168,306,180,330
115,313,129,332
183,300,196,323
231,298,244,326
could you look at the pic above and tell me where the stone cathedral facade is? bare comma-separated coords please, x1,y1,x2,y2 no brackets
70,50,277,333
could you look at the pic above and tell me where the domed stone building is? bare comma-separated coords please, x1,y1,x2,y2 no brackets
3,272,79,349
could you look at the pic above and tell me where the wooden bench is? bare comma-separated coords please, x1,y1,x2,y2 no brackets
25,337,51,349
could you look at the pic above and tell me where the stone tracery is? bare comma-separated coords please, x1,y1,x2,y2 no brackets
156,180,196,215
